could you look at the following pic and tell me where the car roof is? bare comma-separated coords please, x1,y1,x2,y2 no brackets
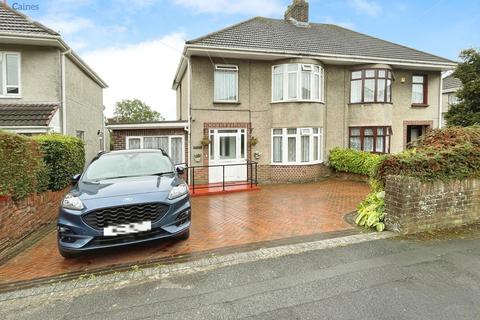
102,149,165,155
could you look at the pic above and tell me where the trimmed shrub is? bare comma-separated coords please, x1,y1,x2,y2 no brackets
33,134,85,191
376,126,480,184
328,148,383,177
0,131,45,200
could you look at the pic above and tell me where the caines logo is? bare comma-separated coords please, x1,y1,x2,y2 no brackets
4,0,40,11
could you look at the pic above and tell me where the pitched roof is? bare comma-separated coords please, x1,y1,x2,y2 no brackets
0,4,58,36
443,74,462,91
0,103,59,127
187,17,454,65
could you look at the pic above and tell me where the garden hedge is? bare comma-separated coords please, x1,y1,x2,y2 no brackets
0,131,45,200
34,134,85,191
376,126,480,184
328,148,383,177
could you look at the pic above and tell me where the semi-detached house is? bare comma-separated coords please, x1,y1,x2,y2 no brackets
0,4,107,163
112,0,457,185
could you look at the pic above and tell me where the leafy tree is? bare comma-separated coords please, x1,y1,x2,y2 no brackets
445,49,480,126
113,99,163,122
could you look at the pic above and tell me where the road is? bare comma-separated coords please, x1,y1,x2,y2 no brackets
1,233,480,319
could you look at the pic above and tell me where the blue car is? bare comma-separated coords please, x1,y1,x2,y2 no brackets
57,149,191,258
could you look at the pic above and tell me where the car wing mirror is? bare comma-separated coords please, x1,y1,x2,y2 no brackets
175,165,186,175
71,174,81,184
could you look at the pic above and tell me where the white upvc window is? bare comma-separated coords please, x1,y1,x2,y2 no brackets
214,64,238,102
126,135,185,164
271,127,323,165
0,52,21,97
271,63,324,103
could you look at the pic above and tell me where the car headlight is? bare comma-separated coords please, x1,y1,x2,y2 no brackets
168,183,189,200
62,194,84,210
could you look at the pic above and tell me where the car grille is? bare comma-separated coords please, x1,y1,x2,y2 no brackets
82,203,169,230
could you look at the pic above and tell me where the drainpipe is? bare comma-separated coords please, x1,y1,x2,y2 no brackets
187,57,192,185
438,74,443,128
61,49,71,135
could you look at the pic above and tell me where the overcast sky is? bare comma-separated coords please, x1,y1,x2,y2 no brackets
17,0,480,120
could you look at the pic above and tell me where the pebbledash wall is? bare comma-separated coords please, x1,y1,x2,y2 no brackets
384,176,480,234
0,188,69,261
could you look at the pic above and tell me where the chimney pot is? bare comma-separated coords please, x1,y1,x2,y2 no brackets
284,0,309,23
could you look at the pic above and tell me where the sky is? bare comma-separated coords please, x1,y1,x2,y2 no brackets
10,0,480,120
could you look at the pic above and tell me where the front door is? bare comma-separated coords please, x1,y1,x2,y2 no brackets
208,129,247,183
406,125,428,146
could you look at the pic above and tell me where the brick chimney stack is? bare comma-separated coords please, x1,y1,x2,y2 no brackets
284,0,309,23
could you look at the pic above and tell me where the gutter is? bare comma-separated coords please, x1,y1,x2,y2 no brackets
438,76,444,128
61,50,69,135
106,121,188,130
186,45,457,68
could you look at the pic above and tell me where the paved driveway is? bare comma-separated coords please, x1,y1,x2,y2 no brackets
0,180,369,285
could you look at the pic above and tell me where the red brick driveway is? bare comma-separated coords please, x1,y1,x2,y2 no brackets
0,180,369,285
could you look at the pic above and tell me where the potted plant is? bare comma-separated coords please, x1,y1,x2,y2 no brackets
249,136,259,147
200,137,211,147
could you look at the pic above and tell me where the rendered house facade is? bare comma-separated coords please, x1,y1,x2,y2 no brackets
172,0,456,184
0,4,107,163
441,74,462,126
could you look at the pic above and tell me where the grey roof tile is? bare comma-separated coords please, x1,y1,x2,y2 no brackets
443,74,462,91
0,4,58,36
187,17,454,65
0,103,59,126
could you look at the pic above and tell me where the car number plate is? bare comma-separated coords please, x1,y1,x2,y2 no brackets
103,221,151,236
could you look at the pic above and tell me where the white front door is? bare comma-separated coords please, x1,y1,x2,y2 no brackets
209,129,247,183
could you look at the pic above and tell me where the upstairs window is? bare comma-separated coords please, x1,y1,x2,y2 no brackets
448,93,460,105
411,75,428,105
214,64,238,102
272,63,324,103
0,52,21,97
350,69,392,104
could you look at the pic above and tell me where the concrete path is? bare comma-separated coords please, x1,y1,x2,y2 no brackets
1,230,480,319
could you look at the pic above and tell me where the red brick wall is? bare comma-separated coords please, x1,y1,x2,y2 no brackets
258,164,331,184
0,188,69,260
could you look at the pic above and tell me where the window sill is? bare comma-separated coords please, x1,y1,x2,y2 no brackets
411,103,429,108
0,95,21,99
348,102,393,106
213,101,240,105
270,161,324,166
271,100,325,104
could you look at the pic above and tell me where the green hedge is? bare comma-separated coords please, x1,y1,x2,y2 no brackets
328,148,383,177
34,134,85,191
376,126,480,184
0,131,45,200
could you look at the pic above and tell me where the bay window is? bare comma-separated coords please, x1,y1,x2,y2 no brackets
272,63,324,102
126,136,185,164
350,69,392,104
349,126,391,154
214,64,238,102
272,128,323,164
411,75,428,105
0,52,21,96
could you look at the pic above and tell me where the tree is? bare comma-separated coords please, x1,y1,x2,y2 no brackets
113,99,163,122
445,48,480,126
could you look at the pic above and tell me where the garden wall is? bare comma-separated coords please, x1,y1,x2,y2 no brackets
384,175,480,234
0,188,69,261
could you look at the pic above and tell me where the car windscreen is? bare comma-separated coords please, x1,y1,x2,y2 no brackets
83,152,174,181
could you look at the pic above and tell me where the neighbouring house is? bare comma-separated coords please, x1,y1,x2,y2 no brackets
441,73,462,126
107,120,188,165
170,0,456,184
0,4,107,163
